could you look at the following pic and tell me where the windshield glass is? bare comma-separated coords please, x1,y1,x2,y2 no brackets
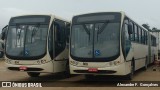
6,24,48,58
71,25,93,58
94,23,120,58
71,23,120,58
71,13,121,61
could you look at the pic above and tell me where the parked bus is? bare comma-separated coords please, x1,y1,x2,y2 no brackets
0,25,8,59
69,12,157,80
0,39,4,58
3,15,70,77
1,25,8,41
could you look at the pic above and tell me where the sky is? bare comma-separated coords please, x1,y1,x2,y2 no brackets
0,0,160,31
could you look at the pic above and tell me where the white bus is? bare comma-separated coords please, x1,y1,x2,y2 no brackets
3,15,70,77
69,12,157,80
0,39,4,58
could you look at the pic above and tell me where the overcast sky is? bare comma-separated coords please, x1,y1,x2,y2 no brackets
0,0,160,31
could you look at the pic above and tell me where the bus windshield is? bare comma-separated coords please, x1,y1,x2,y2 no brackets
71,13,121,61
6,24,48,59
6,16,50,60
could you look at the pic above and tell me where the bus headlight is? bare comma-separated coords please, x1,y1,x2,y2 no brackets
41,60,47,64
109,61,120,66
37,60,47,64
70,60,78,66
114,61,121,65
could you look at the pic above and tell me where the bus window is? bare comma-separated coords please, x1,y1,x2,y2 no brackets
146,32,148,45
141,29,144,44
144,31,146,44
134,24,138,42
138,27,141,43
124,19,131,58
129,21,134,41
54,20,66,57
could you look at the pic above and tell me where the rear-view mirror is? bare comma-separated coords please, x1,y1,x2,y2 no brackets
1,25,8,40
128,24,133,34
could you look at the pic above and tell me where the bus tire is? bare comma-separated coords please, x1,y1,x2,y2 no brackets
64,63,70,77
144,56,148,70
126,60,134,80
27,72,40,77
85,75,94,80
153,55,156,63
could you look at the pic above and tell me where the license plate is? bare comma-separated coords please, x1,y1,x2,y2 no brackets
19,66,27,70
88,68,98,72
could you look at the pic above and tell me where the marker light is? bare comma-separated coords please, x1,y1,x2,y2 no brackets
37,60,47,64
109,61,121,66
70,60,78,66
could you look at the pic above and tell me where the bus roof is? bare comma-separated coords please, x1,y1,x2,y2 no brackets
10,14,70,23
123,12,156,37
72,11,156,37
72,11,124,18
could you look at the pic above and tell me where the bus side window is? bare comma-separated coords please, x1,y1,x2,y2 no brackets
54,20,66,57
134,24,138,42
154,37,157,46
138,27,142,43
144,31,146,45
142,29,144,44
124,24,129,41
146,32,148,45
151,36,154,46
129,21,134,41
122,19,131,59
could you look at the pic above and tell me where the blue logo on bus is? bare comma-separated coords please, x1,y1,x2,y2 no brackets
24,49,29,56
95,50,100,56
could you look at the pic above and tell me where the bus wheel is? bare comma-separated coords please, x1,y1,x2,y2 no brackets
144,56,148,70
85,75,94,80
64,64,70,78
27,72,40,77
153,55,156,63
126,61,134,80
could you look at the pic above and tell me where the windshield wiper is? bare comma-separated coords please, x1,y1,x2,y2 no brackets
16,24,21,40
82,24,90,41
31,23,40,43
97,20,110,41
15,24,27,47
97,20,109,34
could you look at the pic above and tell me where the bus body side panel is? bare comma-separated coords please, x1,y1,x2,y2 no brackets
53,48,69,73
132,43,148,70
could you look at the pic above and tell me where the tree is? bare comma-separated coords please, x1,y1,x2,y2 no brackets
142,23,150,30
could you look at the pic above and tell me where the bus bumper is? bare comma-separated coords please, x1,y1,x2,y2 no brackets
5,61,54,73
70,62,131,76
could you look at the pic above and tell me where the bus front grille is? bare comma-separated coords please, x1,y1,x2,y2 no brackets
73,70,116,74
8,67,43,71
